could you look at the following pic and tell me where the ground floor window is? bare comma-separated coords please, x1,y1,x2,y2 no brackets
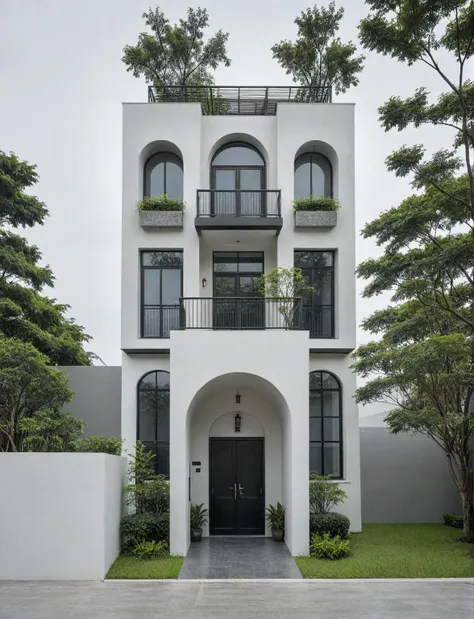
309,370,342,478
137,370,170,477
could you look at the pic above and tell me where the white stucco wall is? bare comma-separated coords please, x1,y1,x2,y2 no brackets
0,453,126,580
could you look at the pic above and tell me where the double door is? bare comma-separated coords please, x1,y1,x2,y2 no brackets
209,438,264,535
213,167,265,216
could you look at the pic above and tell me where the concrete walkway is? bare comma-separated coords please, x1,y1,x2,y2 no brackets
1,580,473,618
178,537,302,579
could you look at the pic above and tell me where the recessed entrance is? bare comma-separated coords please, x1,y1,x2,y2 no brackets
209,438,264,535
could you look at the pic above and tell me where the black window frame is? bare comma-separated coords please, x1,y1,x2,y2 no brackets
309,370,343,479
144,152,183,199
294,152,333,199
137,370,170,478
294,250,335,338
140,251,183,339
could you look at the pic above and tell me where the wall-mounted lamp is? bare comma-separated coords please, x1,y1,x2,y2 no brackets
202,278,207,288
235,392,241,404
234,413,242,433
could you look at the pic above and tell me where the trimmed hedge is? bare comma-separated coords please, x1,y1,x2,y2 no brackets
443,513,463,529
121,513,169,551
292,196,340,212
310,512,350,540
137,195,185,212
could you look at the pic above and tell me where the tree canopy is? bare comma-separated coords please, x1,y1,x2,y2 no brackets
272,2,365,95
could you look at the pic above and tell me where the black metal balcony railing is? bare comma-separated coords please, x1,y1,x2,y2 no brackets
197,190,281,218
148,85,332,115
180,297,303,330
301,306,334,339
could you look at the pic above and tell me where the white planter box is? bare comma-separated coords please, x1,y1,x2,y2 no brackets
294,210,337,229
139,210,184,229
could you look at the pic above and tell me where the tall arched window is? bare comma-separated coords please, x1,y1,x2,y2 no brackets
144,153,183,199
137,370,170,477
309,371,342,478
294,153,332,199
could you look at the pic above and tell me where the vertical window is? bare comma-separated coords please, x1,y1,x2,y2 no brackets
144,153,183,199
137,371,170,477
294,153,332,199
309,371,342,478
295,251,334,338
141,251,183,338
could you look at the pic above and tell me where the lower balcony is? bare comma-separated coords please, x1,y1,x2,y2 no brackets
195,190,282,234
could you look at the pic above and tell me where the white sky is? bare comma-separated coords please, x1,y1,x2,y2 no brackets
0,0,458,397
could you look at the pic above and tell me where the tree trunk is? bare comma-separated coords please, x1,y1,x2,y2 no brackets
460,489,473,541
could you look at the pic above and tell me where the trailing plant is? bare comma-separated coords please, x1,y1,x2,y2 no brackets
73,435,123,455
293,196,340,212
132,539,168,559
310,532,350,559
137,195,185,212
121,513,169,550
265,503,285,531
443,513,464,530
310,512,350,540
258,267,314,329
309,474,347,514
190,503,208,531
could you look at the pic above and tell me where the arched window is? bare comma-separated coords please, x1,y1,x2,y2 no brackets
137,370,170,477
294,153,332,199
144,153,183,199
309,371,342,478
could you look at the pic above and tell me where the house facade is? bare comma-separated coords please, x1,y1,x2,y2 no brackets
121,86,362,557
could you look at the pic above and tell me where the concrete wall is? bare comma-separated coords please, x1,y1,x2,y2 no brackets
0,453,126,580
360,428,461,523
60,366,121,437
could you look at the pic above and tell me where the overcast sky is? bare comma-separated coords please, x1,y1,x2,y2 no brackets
0,0,457,384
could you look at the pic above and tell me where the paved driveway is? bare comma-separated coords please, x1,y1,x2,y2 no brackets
1,580,473,619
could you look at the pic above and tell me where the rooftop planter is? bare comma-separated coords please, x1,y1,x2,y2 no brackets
138,195,185,229
293,196,339,229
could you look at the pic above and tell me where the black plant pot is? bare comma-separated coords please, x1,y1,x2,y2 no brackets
191,529,202,542
272,529,284,542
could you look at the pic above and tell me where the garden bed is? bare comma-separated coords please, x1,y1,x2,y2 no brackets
106,554,183,579
296,524,473,578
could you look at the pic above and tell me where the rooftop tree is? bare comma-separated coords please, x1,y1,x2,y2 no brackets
272,1,365,96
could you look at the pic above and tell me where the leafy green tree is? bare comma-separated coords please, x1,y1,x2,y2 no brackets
0,151,92,365
272,2,365,96
19,410,84,452
259,267,314,329
0,337,73,452
352,299,474,541
122,6,231,95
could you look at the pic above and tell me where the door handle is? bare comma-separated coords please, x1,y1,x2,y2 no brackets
238,484,244,497
230,483,237,500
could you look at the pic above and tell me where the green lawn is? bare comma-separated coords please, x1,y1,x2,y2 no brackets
296,524,474,579
106,554,184,579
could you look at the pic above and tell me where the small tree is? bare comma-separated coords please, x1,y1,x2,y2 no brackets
272,2,364,96
309,474,348,514
122,6,231,93
258,267,314,329
19,410,84,452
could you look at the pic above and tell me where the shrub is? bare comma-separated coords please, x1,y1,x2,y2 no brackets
121,513,169,550
309,475,347,514
19,410,85,452
126,479,170,514
292,195,340,212
443,513,463,529
74,435,123,455
265,503,285,531
137,194,185,212
310,532,350,560
127,441,159,484
310,512,350,540
132,540,168,559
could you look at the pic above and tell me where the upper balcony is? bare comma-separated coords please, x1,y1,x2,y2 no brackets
148,85,332,116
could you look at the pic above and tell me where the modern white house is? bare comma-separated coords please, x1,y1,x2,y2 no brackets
121,85,362,557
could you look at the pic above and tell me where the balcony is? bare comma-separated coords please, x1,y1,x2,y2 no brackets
195,190,282,234
148,85,332,115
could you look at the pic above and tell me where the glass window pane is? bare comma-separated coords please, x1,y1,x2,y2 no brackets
214,252,238,272
138,391,156,442
139,372,156,389
294,155,311,200
311,161,326,197
144,270,160,305
238,276,260,296
310,417,322,442
215,275,237,297
142,308,160,337
310,391,322,417
155,444,170,478
309,372,322,390
313,269,333,305
161,269,181,305
213,145,264,166
295,251,333,268
310,443,322,476
161,306,180,337
323,391,340,417
146,160,165,197
322,372,339,390
238,252,264,273
323,418,340,441
323,444,341,477
165,161,183,199
214,169,236,190
156,371,170,390
142,252,182,267
156,391,170,442
240,169,262,190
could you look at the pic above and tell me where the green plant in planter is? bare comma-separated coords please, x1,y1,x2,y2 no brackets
190,503,208,542
293,195,340,212
137,194,185,212
265,502,285,542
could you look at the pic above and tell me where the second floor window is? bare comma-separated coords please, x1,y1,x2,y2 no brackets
141,251,183,338
295,251,334,338
144,152,183,199
294,153,332,199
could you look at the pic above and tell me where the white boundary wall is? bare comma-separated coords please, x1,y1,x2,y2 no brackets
0,453,126,580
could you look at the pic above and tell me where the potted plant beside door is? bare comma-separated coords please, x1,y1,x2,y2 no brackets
190,503,208,542
266,503,285,542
